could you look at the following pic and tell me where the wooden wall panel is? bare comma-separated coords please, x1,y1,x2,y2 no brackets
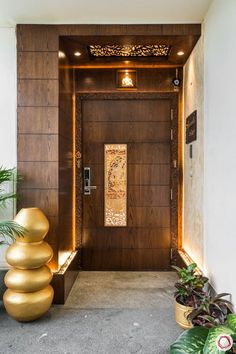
57,24,201,37
18,135,58,162
83,228,171,249
17,189,59,216
17,25,58,51
87,162,170,186
17,26,60,270
16,23,189,274
18,162,59,189
82,249,171,270
58,47,74,258
18,80,58,107
18,52,58,79
18,107,59,134
82,99,172,122
75,69,178,93
83,122,170,142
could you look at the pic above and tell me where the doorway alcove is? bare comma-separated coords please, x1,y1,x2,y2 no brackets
17,24,201,303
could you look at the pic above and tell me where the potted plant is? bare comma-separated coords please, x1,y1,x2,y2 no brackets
173,263,209,329
171,313,236,353
188,292,233,328
0,167,25,299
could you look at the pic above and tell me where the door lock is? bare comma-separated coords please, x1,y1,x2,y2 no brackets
84,167,97,195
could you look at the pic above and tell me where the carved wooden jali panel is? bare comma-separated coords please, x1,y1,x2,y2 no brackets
104,144,127,227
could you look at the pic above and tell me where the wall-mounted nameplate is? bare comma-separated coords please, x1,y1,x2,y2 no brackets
186,110,197,144
104,144,127,227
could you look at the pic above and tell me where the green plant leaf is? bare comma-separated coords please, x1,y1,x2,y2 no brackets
227,314,236,332
172,265,181,272
203,325,234,354
187,263,197,272
170,327,209,354
0,221,26,244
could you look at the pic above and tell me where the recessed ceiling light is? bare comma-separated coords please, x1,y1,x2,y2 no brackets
177,51,184,56
58,51,66,58
74,51,82,57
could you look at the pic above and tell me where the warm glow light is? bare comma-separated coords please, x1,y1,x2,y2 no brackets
179,250,202,275
122,72,134,87
177,51,185,56
74,51,82,57
72,93,76,251
58,251,71,268
117,70,137,89
58,51,66,58
89,44,170,57
57,251,77,274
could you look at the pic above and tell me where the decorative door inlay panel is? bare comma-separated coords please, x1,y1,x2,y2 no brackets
104,144,127,227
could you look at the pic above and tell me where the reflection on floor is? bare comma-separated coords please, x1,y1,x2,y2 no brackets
0,271,182,354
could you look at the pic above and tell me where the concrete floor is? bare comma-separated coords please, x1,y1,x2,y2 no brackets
0,272,182,354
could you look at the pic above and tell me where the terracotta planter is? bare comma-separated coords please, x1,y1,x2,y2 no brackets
175,300,193,329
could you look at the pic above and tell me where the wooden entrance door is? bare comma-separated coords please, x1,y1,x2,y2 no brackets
80,93,178,270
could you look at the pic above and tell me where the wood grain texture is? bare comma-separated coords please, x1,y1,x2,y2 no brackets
17,25,58,51
129,143,170,164
57,24,201,37
59,25,200,67
18,107,59,134
128,164,170,186
18,52,58,79
128,186,170,206
81,94,177,270
83,227,171,249
17,24,182,278
18,134,58,162
88,163,170,186
82,99,171,122
76,69,178,92
82,249,171,270
82,185,169,207
44,216,59,244
18,189,59,216
83,142,170,164
18,162,59,189
17,25,60,271
58,42,75,264
18,80,58,107
84,122,170,143
83,205,170,228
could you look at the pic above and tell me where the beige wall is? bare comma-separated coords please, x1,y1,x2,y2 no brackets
183,35,204,269
203,0,236,304
0,27,17,268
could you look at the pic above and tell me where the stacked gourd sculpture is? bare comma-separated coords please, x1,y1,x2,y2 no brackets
3,207,54,322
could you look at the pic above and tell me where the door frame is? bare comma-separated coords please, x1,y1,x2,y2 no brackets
76,92,179,266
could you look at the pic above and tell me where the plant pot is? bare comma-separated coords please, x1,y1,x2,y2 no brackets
175,300,193,329
3,207,54,322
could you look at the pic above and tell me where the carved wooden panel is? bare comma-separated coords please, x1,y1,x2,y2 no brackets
104,144,127,227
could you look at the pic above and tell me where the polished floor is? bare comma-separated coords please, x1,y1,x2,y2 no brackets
0,272,182,354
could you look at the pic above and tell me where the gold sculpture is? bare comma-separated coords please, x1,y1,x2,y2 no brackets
3,208,54,322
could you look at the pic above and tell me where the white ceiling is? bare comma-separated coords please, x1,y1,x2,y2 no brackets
0,0,213,26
